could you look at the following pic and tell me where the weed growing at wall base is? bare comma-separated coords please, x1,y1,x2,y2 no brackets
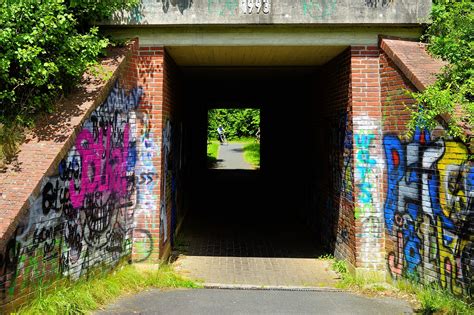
13,263,199,315
330,259,473,314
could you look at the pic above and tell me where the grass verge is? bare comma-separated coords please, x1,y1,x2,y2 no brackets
230,137,260,168
15,263,200,315
330,258,473,314
242,142,260,168
207,140,220,168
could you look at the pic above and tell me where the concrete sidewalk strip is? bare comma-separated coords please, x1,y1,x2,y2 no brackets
96,288,414,315
202,283,344,292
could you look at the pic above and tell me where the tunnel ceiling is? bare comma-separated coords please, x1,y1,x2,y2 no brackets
166,46,347,66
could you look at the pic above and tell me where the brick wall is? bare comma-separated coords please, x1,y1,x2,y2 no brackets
0,46,142,311
132,46,184,261
160,50,185,255
351,46,385,272
380,51,473,297
132,46,164,263
312,48,356,268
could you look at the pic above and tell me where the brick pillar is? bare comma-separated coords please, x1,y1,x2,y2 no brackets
350,46,385,275
132,45,165,263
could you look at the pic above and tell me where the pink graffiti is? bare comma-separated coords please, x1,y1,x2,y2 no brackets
70,124,130,208
388,231,404,276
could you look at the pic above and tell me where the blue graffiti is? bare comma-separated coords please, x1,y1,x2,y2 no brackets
355,134,376,205
382,135,404,232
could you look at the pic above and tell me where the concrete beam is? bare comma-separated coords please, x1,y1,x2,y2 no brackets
103,25,422,47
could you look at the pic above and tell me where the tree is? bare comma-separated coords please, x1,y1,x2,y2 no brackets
208,108,260,140
408,0,473,140
0,0,138,125
0,0,138,161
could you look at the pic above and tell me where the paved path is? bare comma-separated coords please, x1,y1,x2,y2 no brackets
215,143,254,170
172,213,335,288
97,288,413,315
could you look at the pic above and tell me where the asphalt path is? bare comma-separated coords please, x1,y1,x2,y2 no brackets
215,143,254,170
97,288,413,315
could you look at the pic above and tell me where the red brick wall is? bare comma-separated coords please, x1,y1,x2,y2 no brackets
132,46,185,260
132,46,165,263
380,51,473,297
351,46,385,271
159,50,185,255
313,48,356,268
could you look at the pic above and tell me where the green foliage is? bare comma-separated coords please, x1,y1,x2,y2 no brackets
207,140,220,168
331,259,348,275
409,0,473,139
329,258,473,314
0,0,138,161
208,108,260,141
242,142,260,168
15,263,199,315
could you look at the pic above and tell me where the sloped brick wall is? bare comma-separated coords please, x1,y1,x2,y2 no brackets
0,43,144,311
380,50,473,297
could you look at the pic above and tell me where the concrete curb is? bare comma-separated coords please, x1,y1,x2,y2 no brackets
203,283,345,292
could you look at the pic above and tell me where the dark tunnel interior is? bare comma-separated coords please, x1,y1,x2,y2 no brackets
174,67,335,258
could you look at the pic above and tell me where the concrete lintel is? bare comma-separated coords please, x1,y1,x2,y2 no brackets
104,25,422,47
106,0,431,26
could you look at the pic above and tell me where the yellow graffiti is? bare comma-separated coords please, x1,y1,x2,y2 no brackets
436,141,469,294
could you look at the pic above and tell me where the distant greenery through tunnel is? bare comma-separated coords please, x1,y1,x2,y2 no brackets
207,108,260,169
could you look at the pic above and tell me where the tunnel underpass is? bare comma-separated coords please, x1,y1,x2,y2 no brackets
164,47,354,286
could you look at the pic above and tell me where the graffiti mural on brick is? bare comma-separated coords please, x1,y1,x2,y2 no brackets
383,128,473,296
135,111,159,234
0,82,142,304
158,0,193,14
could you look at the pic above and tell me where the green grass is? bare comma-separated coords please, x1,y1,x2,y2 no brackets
242,142,260,168
15,263,200,315
207,140,220,168
330,259,473,314
229,137,260,168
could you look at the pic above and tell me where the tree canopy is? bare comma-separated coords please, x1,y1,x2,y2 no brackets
208,108,260,140
0,0,138,127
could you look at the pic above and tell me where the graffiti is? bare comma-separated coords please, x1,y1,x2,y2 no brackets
0,81,142,304
384,128,473,296
301,0,337,19
354,133,376,219
365,0,392,8
241,0,270,14
132,229,154,263
208,0,239,16
353,123,383,267
70,124,130,209
329,113,353,201
135,111,159,233
160,120,172,244
158,0,193,14
358,215,382,239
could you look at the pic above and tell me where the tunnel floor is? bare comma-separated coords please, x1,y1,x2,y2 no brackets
172,210,339,288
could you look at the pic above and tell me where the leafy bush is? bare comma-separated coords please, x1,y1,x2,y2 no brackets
0,0,138,159
408,0,473,139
